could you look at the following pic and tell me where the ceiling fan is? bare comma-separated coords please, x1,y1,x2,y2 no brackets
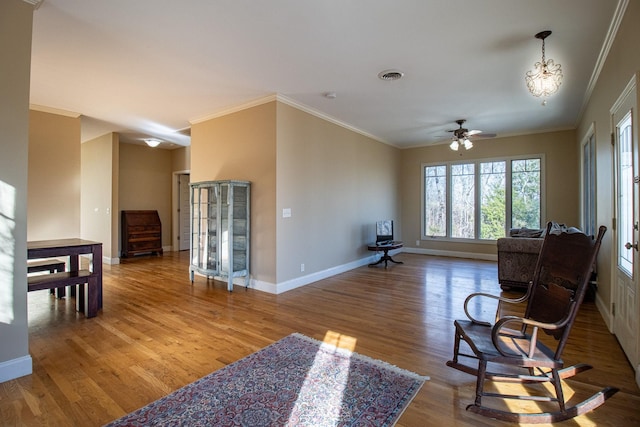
447,119,496,150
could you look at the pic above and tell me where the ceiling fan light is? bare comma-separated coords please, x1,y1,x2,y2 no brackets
463,138,473,150
450,140,459,151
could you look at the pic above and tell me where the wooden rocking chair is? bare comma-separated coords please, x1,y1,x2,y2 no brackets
446,222,618,423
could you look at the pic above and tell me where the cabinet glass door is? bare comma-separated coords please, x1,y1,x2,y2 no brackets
219,184,230,275
232,185,248,271
190,180,250,290
191,185,219,272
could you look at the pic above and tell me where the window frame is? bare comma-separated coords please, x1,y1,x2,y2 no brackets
420,154,546,243
580,124,597,237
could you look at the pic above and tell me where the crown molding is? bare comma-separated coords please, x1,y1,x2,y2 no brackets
576,0,629,124
22,0,44,9
189,93,390,146
189,94,277,124
275,94,389,145
30,104,81,118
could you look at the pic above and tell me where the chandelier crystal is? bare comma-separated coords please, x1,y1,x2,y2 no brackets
525,31,562,100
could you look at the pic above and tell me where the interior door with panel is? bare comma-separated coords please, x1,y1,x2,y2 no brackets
611,74,640,379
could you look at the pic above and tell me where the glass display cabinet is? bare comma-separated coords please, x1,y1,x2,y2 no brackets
189,180,250,291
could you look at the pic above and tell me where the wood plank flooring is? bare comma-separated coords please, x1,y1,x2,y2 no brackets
2,251,638,426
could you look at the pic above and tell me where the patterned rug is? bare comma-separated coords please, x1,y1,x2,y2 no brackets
105,333,428,426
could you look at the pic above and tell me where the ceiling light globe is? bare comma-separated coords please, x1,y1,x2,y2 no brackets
144,138,161,148
526,61,563,98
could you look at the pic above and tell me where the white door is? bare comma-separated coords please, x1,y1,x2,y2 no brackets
611,75,639,376
178,174,191,251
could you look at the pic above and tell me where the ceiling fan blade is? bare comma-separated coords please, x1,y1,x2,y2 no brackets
471,132,497,139
467,130,482,136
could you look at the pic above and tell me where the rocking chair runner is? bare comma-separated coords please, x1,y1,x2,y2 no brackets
446,222,618,423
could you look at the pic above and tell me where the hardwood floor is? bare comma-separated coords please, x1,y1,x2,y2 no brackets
2,251,639,426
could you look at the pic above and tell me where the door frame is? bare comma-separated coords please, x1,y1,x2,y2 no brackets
172,170,190,252
610,73,640,386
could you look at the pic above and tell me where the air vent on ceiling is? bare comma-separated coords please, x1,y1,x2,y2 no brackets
378,70,404,81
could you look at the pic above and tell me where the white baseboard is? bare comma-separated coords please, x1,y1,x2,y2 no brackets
249,255,376,295
594,292,614,332
0,355,32,383
241,247,496,295
104,256,120,265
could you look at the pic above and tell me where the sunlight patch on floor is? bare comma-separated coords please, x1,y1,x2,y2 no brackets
322,330,357,351
492,377,599,425
288,331,357,426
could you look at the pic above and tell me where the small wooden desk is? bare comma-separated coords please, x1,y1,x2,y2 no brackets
27,239,103,317
367,242,403,268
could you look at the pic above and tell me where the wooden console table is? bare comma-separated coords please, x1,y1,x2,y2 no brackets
27,239,103,318
367,242,403,268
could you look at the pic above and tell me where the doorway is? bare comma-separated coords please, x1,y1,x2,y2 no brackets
611,74,639,380
172,172,191,252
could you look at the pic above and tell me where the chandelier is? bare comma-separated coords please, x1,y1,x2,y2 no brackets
525,30,562,102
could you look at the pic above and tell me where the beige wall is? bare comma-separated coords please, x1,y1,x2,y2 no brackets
191,102,277,284
399,129,579,258
28,110,81,240
190,100,399,292
577,0,640,318
118,143,173,251
81,133,119,260
171,146,190,172
0,0,32,382
82,136,174,260
276,102,400,284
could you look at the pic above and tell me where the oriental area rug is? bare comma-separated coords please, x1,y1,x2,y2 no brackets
105,333,428,427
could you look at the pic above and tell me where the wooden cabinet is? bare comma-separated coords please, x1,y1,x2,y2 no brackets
121,210,163,258
189,180,250,291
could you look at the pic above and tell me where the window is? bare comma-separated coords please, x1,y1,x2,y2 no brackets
423,156,543,240
582,132,596,237
480,161,506,239
617,113,633,276
511,159,541,229
424,165,446,236
451,164,475,238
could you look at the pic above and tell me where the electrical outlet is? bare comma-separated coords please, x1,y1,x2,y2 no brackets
416,240,420,246
301,263,305,272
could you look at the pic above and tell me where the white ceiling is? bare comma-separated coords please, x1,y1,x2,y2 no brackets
29,0,623,149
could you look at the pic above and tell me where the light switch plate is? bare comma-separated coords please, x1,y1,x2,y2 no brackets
283,208,292,218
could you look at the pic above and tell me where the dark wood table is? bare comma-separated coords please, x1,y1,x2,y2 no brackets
367,241,403,268
27,239,103,317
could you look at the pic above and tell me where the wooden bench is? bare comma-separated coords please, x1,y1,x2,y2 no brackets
27,270,99,318
27,259,67,298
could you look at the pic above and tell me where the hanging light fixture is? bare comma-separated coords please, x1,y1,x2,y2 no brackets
525,30,562,103
144,138,162,148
